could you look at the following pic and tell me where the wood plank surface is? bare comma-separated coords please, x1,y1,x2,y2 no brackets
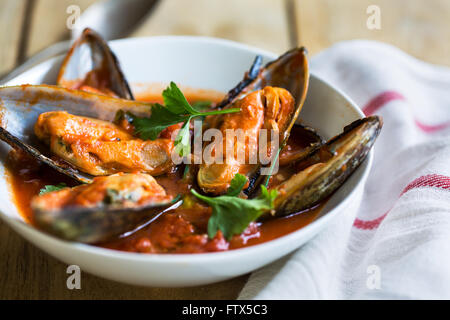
0,0,27,75
0,0,289,300
131,0,290,54
1,0,449,300
26,0,96,57
295,0,450,66
0,221,247,299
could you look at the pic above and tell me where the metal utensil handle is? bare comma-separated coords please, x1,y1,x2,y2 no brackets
0,40,71,85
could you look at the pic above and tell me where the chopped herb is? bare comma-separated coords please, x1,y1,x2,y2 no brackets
162,82,199,115
104,188,142,205
132,103,188,140
263,147,282,187
174,116,194,157
182,164,191,180
123,82,240,156
191,101,212,112
191,174,277,240
39,183,67,195
226,173,248,197
104,188,121,204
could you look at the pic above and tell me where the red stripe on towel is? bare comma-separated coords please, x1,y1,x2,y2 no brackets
363,91,450,132
362,91,405,116
353,174,450,230
401,174,450,194
353,212,388,230
414,119,450,133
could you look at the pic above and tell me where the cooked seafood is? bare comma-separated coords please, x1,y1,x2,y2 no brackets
198,47,309,195
214,55,262,109
198,86,296,194
0,85,152,183
57,28,134,99
2,29,382,252
269,116,382,217
215,47,309,112
35,111,174,176
32,173,176,243
278,124,324,166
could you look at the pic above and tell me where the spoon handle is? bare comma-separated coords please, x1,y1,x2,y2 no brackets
0,40,71,85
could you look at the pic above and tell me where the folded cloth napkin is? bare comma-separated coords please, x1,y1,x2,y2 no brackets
238,40,450,300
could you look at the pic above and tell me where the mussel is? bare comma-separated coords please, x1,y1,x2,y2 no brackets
216,47,309,113
0,28,175,180
32,173,177,243
35,110,174,176
0,31,181,243
0,85,154,183
214,55,262,109
197,47,309,195
57,28,134,99
267,115,382,217
278,124,325,167
0,28,382,247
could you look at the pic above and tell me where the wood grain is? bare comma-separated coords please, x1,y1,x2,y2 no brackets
295,0,450,66
131,0,290,54
26,0,96,57
2,0,450,300
0,219,248,299
0,0,292,300
0,0,27,75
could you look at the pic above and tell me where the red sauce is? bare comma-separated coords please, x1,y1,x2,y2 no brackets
5,90,323,254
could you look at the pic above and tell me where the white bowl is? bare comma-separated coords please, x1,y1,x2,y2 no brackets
0,36,371,287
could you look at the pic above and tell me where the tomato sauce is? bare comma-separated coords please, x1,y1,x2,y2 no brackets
5,90,323,254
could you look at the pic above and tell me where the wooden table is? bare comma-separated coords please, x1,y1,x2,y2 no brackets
0,0,449,299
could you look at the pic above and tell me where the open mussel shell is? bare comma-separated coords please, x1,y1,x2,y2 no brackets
32,173,180,243
57,28,134,99
217,47,309,143
0,85,151,183
215,47,309,141
247,47,309,120
216,47,309,114
278,123,325,166
0,126,93,183
215,55,263,109
200,48,310,195
34,200,181,244
266,115,382,218
219,47,309,147
244,123,324,196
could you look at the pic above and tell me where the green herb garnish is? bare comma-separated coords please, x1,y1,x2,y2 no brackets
126,82,240,156
174,116,194,157
191,174,278,240
225,173,248,197
191,101,212,111
39,183,67,195
133,103,187,141
263,147,282,187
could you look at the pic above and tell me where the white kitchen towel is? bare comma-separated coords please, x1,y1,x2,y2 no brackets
238,40,450,300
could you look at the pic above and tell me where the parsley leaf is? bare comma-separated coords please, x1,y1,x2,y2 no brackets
191,175,277,240
174,116,193,157
39,183,67,195
163,81,199,115
191,101,212,112
123,82,241,156
226,173,248,196
132,103,188,140
162,82,241,118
